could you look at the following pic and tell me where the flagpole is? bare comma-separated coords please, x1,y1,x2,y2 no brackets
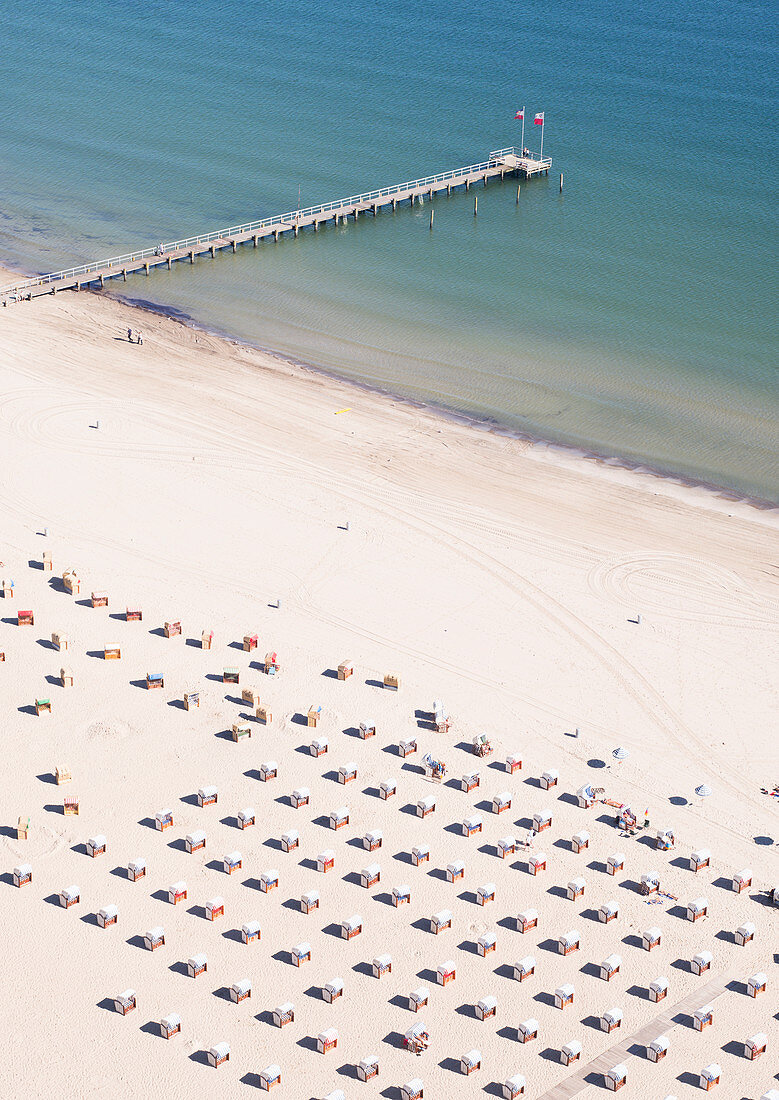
540,117,544,161
521,107,525,156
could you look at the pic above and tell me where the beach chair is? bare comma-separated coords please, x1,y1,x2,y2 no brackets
462,814,483,837
51,632,68,651
307,706,322,729
561,1041,581,1067
357,1057,379,1082
497,835,516,859
62,571,80,595
431,909,452,935
527,852,547,875
400,1079,423,1100
571,829,590,853
492,791,511,815
317,1028,338,1054
155,808,173,831
259,1065,281,1091
360,863,381,888
243,633,258,652
461,771,480,793
241,687,258,708
341,914,362,940
231,721,251,742
16,816,30,840
339,762,357,784
207,1043,230,1068
337,660,353,680
102,641,121,660
475,996,496,1021
238,807,255,829
533,809,552,832
732,868,752,893
163,620,181,638
735,921,755,945
146,672,164,689
747,972,766,997
230,979,251,1004
745,1033,767,1060
205,897,224,921
91,592,108,608
607,851,625,875
63,797,79,816
461,1049,481,1075
436,960,456,986
517,908,538,933
114,990,136,1015
223,667,239,684
372,954,392,978
97,904,118,928
566,876,585,900
185,831,206,854
363,828,382,851
201,630,213,649
242,921,261,944
291,786,310,808
605,1064,627,1091
600,1008,623,1034
687,896,708,921
55,765,71,785
558,930,580,956
159,1013,181,1039
144,926,165,951
690,847,710,872
1,579,14,599
399,738,417,757
640,873,659,895
256,704,272,724
60,667,74,687
197,785,218,807
506,753,522,774
691,950,712,975
86,834,106,858
301,892,318,912
359,721,376,739
600,954,621,981
655,828,674,850
554,984,575,1009
310,735,327,757
416,796,435,819
477,882,495,905
223,851,242,875
126,607,142,621
281,829,299,852
187,954,207,978
392,884,411,907
517,1018,538,1044
322,977,343,1003
127,858,146,882
383,673,399,690
411,844,429,866
18,609,34,626
599,900,619,923
540,768,558,790
647,1035,668,1062
259,869,279,893
264,651,279,675
35,698,51,716
514,956,535,982
642,926,661,950
409,987,428,1012
13,864,32,887
317,849,335,873
477,932,497,957
259,760,278,782
649,976,667,1002
329,806,349,830
699,1063,721,1091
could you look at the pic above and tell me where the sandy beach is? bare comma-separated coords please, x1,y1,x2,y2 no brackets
1,277,777,1099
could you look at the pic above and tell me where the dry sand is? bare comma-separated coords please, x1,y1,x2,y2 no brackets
1,275,777,1099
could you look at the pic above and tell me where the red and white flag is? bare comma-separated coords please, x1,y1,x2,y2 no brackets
534,112,544,125
514,108,524,120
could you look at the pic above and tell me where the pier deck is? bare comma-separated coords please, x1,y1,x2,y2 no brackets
1,147,552,303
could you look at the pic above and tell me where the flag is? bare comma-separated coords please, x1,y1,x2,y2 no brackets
514,108,524,120
534,112,544,125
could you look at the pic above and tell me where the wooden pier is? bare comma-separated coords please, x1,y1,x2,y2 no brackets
0,147,551,303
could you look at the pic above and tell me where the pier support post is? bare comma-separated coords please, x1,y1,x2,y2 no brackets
167,256,171,269
189,250,194,264
483,174,487,186
294,224,299,237
410,194,414,206
314,220,318,233
122,269,127,281
75,282,80,291
144,263,149,275
274,229,279,242
210,245,215,257
253,234,258,247
429,209,434,230
516,184,521,203
354,208,358,219
447,184,451,196
231,239,236,252
474,195,478,216
466,179,470,191
98,275,104,288
372,203,377,215
559,172,564,193
500,169,505,181
392,198,397,211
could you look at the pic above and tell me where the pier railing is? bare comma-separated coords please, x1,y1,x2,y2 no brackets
1,154,522,296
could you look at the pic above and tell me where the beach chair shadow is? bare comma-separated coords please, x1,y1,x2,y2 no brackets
579,907,600,922
388,994,408,1009
343,726,361,738
44,804,64,815
587,859,606,873
167,838,187,852
168,961,189,975
439,1056,461,1072
677,1071,701,1087
546,885,567,898
189,1050,210,1065
539,1047,560,1063
322,923,342,939
622,933,642,948
255,1010,275,1026
581,1015,601,1031
411,917,431,933
337,1062,359,1078
296,1035,319,1052
352,960,373,976
139,1020,159,1036
393,851,413,864
381,1031,406,1049
416,968,437,983
240,1073,261,1088
626,984,647,999
579,961,600,978
17,705,38,716
483,1082,506,1096
496,1025,515,1041
43,893,61,906
534,990,556,1006
127,934,147,950
0,872,16,887
494,963,514,980
212,986,231,1001
457,939,478,954
167,699,186,710
36,637,56,649
96,997,116,1012
372,892,393,906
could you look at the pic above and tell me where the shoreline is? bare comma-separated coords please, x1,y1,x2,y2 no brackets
2,254,777,513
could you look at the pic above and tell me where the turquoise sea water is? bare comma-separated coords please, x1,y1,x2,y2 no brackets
1,0,777,501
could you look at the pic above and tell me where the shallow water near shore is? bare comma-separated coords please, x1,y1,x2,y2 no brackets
0,0,777,501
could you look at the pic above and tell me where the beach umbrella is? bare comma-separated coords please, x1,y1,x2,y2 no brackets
612,747,630,762
695,784,713,798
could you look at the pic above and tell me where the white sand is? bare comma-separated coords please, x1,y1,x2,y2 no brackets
0,279,777,1098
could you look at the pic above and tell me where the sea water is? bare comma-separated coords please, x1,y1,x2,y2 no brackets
1,0,777,501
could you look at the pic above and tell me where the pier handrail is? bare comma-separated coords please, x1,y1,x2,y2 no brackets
1,152,528,296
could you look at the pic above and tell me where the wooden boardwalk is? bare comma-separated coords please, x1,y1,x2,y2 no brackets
0,146,552,303
535,971,733,1099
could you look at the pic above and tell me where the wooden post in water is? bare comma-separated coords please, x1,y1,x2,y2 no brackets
516,183,521,203
559,172,564,193
253,234,258,247
429,209,434,230
294,224,299,237
474,195,478,216
167,256,172,269
189,250,194,264
122,269,127,280
210,244,215,257
144,262,149,275
231,239,237,251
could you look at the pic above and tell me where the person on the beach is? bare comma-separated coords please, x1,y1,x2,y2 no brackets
137,332,143,345
127,327,133,342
